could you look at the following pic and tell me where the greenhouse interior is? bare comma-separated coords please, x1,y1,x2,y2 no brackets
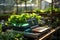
0,0,60,40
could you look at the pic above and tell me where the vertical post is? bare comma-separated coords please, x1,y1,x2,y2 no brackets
15,0,19,14
25,0,27,12
51,0,54,26
36,0,38,9
16,0,18,14
51,0,53,14
40,0,42,9
3,0,5,14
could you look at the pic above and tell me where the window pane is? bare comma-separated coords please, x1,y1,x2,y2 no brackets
0,0,15,14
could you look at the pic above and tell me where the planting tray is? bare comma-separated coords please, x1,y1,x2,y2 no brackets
12,26,30,31
2,25,12,32
24,26,51,38
10,23,30,31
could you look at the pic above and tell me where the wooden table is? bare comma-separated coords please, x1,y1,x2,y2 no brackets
24,26,60,40
6,26,60,40
39,26,60,40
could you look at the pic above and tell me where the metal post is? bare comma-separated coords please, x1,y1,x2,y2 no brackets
51,0,53,14
3,0,5,14
25,0,27,12
51,0,54,25
15,0,18,14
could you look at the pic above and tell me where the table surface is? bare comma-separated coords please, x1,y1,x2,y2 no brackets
6,26,60,40
39,26,60,40
24,26,51,38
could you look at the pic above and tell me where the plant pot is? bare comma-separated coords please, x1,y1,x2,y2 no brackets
2,25,12,32
12,26,30,31
10,23,30,31
8,22,30,31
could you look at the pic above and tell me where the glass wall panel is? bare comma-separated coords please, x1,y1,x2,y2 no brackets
40,0,50,10
0,0,15,14
17,0,37,13
0,0,51,14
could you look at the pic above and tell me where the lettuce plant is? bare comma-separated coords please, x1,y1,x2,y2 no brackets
0,30,24,40
8,13,42,26
33,9,45,13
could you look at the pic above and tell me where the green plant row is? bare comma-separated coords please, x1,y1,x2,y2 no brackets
0,30,24,40
8,13,42,26
33,7,60,13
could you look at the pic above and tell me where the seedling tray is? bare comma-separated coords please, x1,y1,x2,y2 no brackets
24,27,51,38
